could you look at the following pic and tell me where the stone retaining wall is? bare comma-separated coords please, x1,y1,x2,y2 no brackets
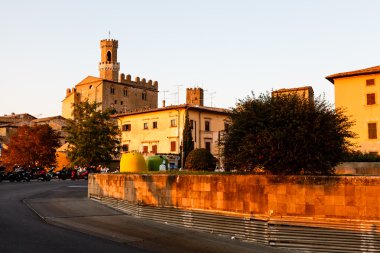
88,174,380,220
335,162,380,175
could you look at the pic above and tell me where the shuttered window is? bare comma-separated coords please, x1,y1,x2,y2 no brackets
368,123,377,139
366,79,375,86
151,145,157,154
367,93,376,105
170,141,176,152
122,124,131,131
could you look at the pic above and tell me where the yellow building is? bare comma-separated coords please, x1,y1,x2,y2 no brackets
115,88,230,168
326,66,380,154
62,39,159,119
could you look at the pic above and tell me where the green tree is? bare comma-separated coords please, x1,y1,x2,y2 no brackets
65,101,120,166
184,148,216,171
2,124,60,168
222,92,355,175
182,110,194,167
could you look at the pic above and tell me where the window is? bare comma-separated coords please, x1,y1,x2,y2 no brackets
114,100,117,104
142,92,147,100
110,87,115,94
107,51,112,62
123,88,128,97
224,123,229,131
205,142,211,152
143,146,148,153
366,79,375,86
120,101,123,105
170,119,177,127
367,93,376,105
151,145,157,154
122,124,131,131
122,144,129,152
143,122,148,129
205,121,210,131
153,121,158,129
368,123,377,139
170,141,176,152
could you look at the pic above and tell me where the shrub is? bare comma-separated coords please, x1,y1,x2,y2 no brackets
184,148,217,171
146,155,169,171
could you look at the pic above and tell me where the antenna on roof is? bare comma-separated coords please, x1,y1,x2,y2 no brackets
175,85,183,105
160,90,169,101
206,91,216,107
160,89,169,107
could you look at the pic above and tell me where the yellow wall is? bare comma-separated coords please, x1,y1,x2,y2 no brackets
334,74,380,153
117,107,229,165
62,92,76,119
56,151,70,170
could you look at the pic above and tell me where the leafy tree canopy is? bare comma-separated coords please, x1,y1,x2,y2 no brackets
65,101,120,166
184,148,217,171
222,92,355,175
2,124,60,168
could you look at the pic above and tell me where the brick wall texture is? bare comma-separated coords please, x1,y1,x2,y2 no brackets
88,174,380,220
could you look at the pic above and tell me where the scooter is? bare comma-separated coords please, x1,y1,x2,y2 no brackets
30,167,51,181
71,168,89,180
57,167,71,180
9,167,31,182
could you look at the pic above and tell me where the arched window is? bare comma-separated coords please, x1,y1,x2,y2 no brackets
107,51,112,62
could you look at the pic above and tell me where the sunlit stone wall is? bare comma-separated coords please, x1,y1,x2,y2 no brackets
88,174,380,220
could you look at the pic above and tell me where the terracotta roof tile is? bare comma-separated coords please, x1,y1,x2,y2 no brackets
112,104,231,118
272,86,313,94
326,66,380,84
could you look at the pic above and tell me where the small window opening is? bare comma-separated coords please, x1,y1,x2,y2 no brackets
107,51,112,62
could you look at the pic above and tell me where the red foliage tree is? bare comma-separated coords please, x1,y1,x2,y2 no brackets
2,124,60,169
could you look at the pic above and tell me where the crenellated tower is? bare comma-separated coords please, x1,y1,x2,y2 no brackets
99,39,120,82
186,87,204,106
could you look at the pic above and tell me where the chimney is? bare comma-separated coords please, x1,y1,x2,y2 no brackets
162,100,166,107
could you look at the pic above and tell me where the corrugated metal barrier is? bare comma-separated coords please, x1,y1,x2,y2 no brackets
90,195,380,253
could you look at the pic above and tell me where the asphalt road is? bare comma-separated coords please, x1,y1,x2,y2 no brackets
0,179,292,253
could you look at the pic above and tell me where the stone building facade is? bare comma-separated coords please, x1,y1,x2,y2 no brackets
62,39,159,119
272,86,314,102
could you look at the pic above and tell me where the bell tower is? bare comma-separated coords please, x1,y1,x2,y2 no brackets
99,39,120,82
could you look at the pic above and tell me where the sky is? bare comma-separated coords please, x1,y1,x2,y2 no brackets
1,0,380,118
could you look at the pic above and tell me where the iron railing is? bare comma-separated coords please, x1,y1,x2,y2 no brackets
90,194,380,253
